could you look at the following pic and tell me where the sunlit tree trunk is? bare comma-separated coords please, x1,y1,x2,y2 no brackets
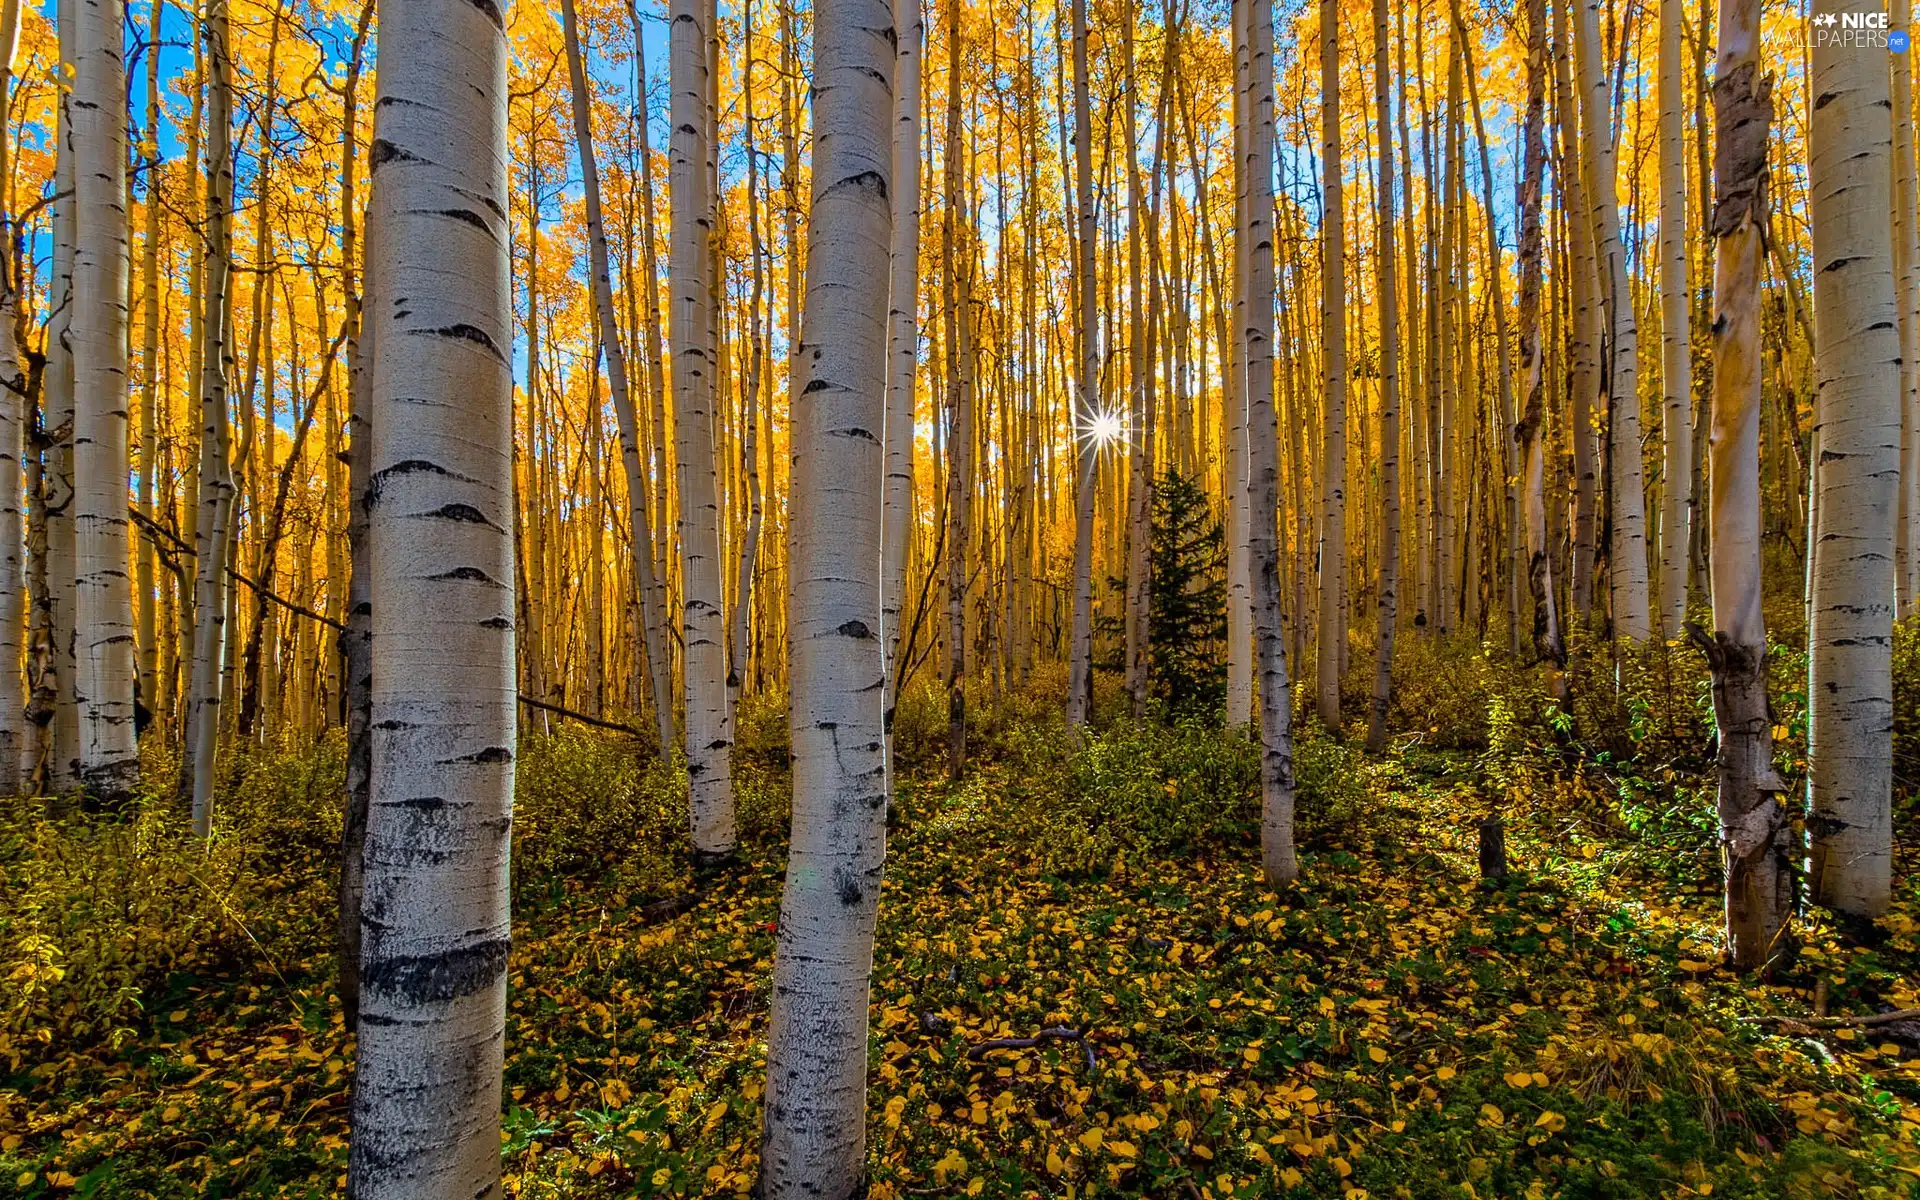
1364,0,1400,754
346,0,515,1190
187,0,235,838
757,0,892,1189
0,289,22,796
1244,0,1296,885
1516,0,1562,668
672,0,736,855
1315,0,1346,732
45,0,77,793
1572,0,1651,642
1807,0,1898,919
1656,0,1692,638
881,0,921,794
134,0,161,723
1224,0,1253,726
1893,0,1920,618
1697,0,1787,971
1554,5,1599,623
562,0,675,756
1122,10,1151,718
1064,0,1097,727
941,0,972,772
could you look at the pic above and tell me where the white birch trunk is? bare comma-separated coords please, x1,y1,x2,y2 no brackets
1656,0,1692,638
347,0,516,1191
0,296,23,794
1898,0,1920,620
1315,0,1346,732
1064,0,1098,728
671,0,736,853
1364,0,1400,754
1224,0,1253,727
69,0,136,797
1573,0,1652,643
1807,0,1899,918
757,0,892,1189
1244,0,1296,885
881,0,922,792
187,0,235,839
561,0,675,758
46,0,77,791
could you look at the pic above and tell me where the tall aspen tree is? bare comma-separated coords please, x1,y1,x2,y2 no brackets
1364,0,1401,753
1657,0,1692,638
1316,0,1346,732
672,0,736,855
1807,0,1899,919
882,0,922,792
1064,0,1098,728
562,0,675,756
1696,0,1788,970
346,0,516,1190
757,0,892,1188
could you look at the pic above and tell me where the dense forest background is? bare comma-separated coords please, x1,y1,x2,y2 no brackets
0,0,1918,1194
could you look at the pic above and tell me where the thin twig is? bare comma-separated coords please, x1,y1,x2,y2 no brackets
966,1026,1096,1072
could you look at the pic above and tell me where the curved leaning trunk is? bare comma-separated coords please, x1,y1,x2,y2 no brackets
1806,0,1899,919
345,0,516,1194
756,0,893,1191
70,0,137,798
1700,0,1787,971
560,0,675,760
880,0,922,796
670,0,736,855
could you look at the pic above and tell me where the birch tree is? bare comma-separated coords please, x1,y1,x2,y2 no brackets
1572,0,1652,642
1806,0,1899,919
1693,0,1788,971
347,0,517,1190
1315,0,1346,732
757,0,892,1188
1064,0,1097,728
1364,0,1400,754
1656,0,1691,638
561,0,675,757
70,0,136,796
1244,0,1296,885
672,0,736,855
881,0,922,789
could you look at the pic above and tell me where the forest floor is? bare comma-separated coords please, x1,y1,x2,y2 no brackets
3,733,1919,1199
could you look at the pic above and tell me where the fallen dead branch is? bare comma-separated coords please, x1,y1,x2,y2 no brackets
1744,1008,1920,1029
966,1026,1097,1072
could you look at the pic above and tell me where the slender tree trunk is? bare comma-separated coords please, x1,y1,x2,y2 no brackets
1657,0,1692,637
1697,0,1787,971
1224,0,1253,726
1897,0,1920,619
757,0,892,1189
187,0,235,838
1555,7,1600,624
0,290,22,795
1364,0,1400,754
562,0,676,757
46,0,76,793
347,0,515,1190
882,0,921,796
942,0,972,772
1316,0,1346,732
1806,0,1899,918
134,0,162,723
1573,0,1652,642
671,0,736,855
1516,0,1563,668
1243,0,1297,884
1064,0,1097,727
70,0,137,796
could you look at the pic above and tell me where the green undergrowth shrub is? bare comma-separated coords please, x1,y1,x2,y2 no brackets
972,713,1373,878
0,733,342,1054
